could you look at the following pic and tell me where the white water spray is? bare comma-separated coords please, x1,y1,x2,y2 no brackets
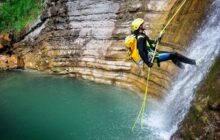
144,0,220,139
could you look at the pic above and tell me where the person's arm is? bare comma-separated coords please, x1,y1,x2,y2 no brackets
145,36,157,51
148,37,157,45
137,36,153,67
150,30,165,45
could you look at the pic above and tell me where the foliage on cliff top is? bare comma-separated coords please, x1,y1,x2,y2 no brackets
0,0,44,33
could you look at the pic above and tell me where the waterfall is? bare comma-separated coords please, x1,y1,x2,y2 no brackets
143,0,220,139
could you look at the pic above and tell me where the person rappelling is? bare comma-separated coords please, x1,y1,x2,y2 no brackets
125,18,196,68
130,0,192,131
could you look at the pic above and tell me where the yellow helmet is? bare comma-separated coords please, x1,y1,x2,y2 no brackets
124,35,136,48
131,18,144,32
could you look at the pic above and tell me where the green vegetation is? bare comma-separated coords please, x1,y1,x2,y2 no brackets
0,0,44,33
206,57,220,109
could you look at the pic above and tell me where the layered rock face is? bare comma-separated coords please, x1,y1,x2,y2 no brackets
14,0,209,97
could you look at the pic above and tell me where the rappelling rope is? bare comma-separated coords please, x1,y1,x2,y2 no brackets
131,67,151,131
132,0,187,131
152,0,187,62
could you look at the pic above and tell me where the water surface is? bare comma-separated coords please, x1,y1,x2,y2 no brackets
0,71,158,140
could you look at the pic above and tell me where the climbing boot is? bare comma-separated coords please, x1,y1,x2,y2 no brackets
172,59,184,69
171,52,196,65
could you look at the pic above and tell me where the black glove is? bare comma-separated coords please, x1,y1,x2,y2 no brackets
148,62,153,68
157,30,165,43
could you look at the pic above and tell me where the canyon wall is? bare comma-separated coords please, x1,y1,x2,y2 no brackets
14,0,210,97
172,57,220,139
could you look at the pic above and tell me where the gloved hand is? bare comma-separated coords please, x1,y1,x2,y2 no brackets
157,30,165,42
148,62,153,68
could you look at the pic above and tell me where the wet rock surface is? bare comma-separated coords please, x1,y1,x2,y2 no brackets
0,55,17,70
172,57,220,140
14,0,209,97
0,33,18,70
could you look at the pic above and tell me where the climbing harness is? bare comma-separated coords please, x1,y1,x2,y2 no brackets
125,35,158,65
132,0,187,131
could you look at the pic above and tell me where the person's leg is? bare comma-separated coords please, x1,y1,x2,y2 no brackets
157,53,172,62
170,52,196,65
157,52,195,69
171,59,185,69
156,52,171,67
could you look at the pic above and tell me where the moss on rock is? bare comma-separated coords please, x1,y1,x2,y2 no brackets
172,57,220,139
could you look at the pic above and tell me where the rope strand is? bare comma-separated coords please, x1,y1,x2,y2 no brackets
132,0,187,131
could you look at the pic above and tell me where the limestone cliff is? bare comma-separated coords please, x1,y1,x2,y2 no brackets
14,0,209,97
0,33,18,70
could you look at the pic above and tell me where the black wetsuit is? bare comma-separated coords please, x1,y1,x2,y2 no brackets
136,32,196,68
136,32,156,67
